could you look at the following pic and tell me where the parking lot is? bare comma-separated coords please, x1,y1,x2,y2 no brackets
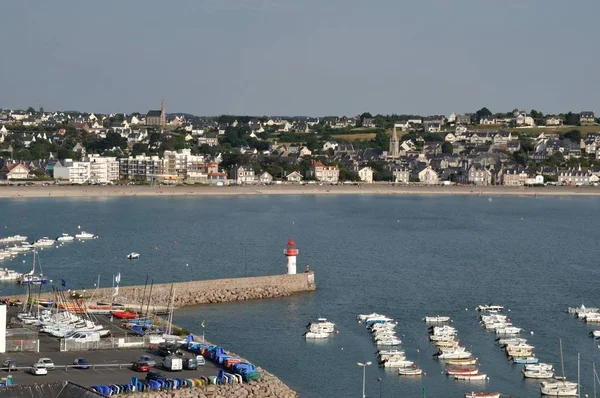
4,307,221,387
1,348,222,387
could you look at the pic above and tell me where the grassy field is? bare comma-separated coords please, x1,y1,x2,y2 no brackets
332,133,376,141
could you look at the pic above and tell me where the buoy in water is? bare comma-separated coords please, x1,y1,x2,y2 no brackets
530,331,534,335
335,330,339,334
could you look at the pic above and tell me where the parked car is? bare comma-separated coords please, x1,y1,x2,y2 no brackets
2,358,17,371
182,357,198,370
132,361,151,372
145,371,166,381
138,355,156,367
72,358,90,369
29,363,48,376
37,358,54,370
196,355,205,366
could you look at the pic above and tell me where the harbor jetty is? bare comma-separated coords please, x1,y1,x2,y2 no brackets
95,272,316,308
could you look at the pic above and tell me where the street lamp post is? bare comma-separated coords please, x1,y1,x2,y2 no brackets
357,362,372,398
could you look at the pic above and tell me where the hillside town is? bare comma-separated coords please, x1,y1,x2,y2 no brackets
0,103,599,186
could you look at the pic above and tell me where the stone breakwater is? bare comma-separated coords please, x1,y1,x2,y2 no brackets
94,272,316,308
116,372,297,398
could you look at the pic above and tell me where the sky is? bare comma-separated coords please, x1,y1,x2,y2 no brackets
1,0,598,116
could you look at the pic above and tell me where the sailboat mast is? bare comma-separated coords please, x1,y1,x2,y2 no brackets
560,338,566,382
594,362,597,398
139,275,149,314
577,352,580,398
144,280,154,320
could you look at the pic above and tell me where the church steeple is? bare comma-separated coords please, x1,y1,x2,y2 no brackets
160,99,166,127
389,125,399,158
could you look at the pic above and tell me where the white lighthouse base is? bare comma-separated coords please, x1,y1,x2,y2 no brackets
287,257,297,275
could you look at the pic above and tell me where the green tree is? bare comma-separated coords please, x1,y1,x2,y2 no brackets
564,112,580,126
441,142,453,154
26,106,35,114
475,107,492,121
519,137,535,152
372,131,388,149
305,135,319,151
132,143,148,156
562,129,581,142
14,149,32,160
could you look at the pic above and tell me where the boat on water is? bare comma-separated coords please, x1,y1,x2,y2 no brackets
495,326,522,335
423,315,451,323
497,337,527,346
376,337,402,346
464,393,500,398
455,373,487,381
540,339,578,396
75,231,95,239
17,250,47,285
33,238,55,247
0,268,23,281
477,305,504,312
447,358,478,366
382,359,413,368
357,313,383,322
511,356,538,364
0,235,28,244
437,349,472,360
540,384,578,396
8,242,34,253
307,318,335,333
398,368,422,376
304,331,329,339
523,368,554,379
447,368,479,375
127,252,140,259
525,363,553,371
56,234,74,242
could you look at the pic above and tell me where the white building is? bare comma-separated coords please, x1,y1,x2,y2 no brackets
84,154,119,183
53,159,91,184
358,167,374,183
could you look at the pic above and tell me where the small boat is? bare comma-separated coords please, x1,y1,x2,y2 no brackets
75,231,95,239
447,368,479,375
436,340,460,348
464,393,501,398
423,316,451,323
477,305,504,312
0,235,28,244
455,373,487,381
33,238,55,247
437,350,472,360
497,337,527,347
540,384,578,396
127,252,140,259
18,274,48,285
56,234,74,242
382,360,413,368
110,310,138,319
0,268,23,281
495,326,522,335
307,318,335,334
376,338,402,346
590,330,600,338
304,331,329,339
447,358,478,366
357,313,383,322
398,368,423,376
511,356,538,364
525,363,553,372
522,368,554,379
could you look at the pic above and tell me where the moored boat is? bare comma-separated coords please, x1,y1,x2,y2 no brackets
56,233,74,242
75,231,95,239
447,358,478,366
110,310,138,319
33,237,56,247
423,315,451,323
522,368,554,379
464,393,500,398
127,252,140,259
511,356,538,364
454,373,487,381
447,368,479,375
398,368,423,376
304,331,329,339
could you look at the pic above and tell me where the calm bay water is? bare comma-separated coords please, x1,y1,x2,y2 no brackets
1,195,599,397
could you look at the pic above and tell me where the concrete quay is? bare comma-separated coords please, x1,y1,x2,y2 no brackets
93,272,316,308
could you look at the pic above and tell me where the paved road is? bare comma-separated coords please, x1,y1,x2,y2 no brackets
1,349,221,387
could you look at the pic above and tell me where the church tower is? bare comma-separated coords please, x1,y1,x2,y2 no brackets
160,99,166,127
389,125,399,158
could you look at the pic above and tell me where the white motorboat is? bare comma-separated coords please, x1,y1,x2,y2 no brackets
590,330,600,338
437,349,472,360
455,373,487,381
33,237,56,247
424,315,451,323
75,231,95,239
0,235,28,244
0,268,23,281
435,340,460,348
522,369,554,379
8,242,34,253
495,326,522,335
477,305,504,312
304,331,329,339
540,384,577,396
430,334,456,342
497,337,527,346
376,338,402,346
357,313,383,322
382,359,413,368
525,363,553,372
584,314,600,323
127,252,140,259
307,318,335,334
56,234,74,242
480,314,507,323
430,325,457,335
398,368,423,376
446,358,478,366
464,393,500,398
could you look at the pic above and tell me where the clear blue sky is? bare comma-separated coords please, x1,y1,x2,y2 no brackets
1,0,598,116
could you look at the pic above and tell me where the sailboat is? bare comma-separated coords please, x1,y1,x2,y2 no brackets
539,339,578,396
17,250,48,285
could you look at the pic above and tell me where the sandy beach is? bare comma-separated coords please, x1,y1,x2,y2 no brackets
1,184,600,198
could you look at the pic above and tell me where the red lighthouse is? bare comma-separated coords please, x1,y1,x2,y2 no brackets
284,239,299,274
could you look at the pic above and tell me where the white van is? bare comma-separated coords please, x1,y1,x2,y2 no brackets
64,331,100,342
162,356,183,371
